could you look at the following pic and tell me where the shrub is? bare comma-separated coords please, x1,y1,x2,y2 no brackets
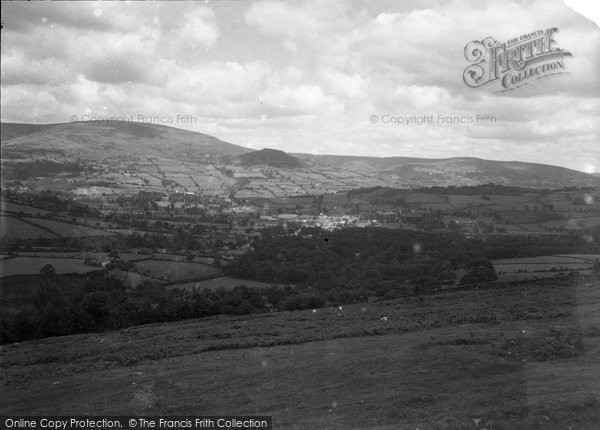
459,259,498,285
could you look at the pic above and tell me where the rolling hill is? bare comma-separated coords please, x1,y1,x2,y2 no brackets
0,122,60,141
1,121,252,161
1,121,598,189
296,154,600,188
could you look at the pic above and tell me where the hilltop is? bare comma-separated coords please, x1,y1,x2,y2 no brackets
237,148,303,167
1,121,252,162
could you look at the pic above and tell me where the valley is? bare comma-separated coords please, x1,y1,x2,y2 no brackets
1,121,599,428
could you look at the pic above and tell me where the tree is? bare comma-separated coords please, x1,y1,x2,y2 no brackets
40,264,56,281
437,269,457,283
36,264,60,311
80,291,112,327
413,275,439,294
460,259,498,285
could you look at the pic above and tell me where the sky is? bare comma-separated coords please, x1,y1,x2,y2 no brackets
1,0,599,173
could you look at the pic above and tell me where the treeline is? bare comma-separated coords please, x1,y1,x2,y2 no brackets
346,183,542,207
225,227,475,296
3,225,248,254
418,183,544,195
224,226,599,297
347,183,596,199
2,190,99,218
483,232,600,259
417,183,596,195
0,267,318,344
115,191,166,209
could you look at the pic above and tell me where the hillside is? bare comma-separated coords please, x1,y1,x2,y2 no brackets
297,154,600,188
0,122,60,141
1,278,598,428
237,148,303,167
1,121,252,161
0,121,598,189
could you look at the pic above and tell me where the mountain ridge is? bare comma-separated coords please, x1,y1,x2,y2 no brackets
1,121,598,189
1,121,252,161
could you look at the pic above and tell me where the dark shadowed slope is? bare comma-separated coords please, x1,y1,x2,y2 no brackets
237,148,303,167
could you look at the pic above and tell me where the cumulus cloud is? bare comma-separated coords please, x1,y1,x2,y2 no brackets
0,0,598,171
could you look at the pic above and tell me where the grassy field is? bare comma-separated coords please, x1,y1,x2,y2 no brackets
0,201,50,216
1,277,599,428
492,254,599,281
0,256,98,277
134,260,222,282
14,251,82,258
0,216,57,239
109,269,166,288
23,217,112,237
497,270,592,282
0,254,221,284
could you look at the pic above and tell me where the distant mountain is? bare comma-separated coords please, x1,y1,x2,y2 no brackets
1,121,597,189
295,154,599,189
237,148,302,167
1,121,252,161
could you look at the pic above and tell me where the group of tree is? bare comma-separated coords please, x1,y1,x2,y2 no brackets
225,226,598,297
0,264,322,344
2,190,100,218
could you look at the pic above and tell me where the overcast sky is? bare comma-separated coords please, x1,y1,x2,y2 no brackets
1,0,598,172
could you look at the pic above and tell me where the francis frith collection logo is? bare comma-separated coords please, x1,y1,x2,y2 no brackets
463,28,572,92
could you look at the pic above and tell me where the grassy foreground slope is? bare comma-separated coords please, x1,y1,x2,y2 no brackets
1,278,599,429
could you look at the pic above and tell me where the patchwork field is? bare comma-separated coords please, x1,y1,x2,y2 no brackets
498,269,593,282
0,253,223,286
0,216,57,239
22,217,112,237
109,269,166,288
0,201,50,215
0,256,98,277
0,249,226,288
492,254,599,281
1,278,598,428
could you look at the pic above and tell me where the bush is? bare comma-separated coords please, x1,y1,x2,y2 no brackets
460,259,498,285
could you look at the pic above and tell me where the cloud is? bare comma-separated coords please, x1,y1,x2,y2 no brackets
320,69,367,99
260,83,344,116
166,7,219,52
393,85,452,110
0,0,598,171
244,1,321,40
